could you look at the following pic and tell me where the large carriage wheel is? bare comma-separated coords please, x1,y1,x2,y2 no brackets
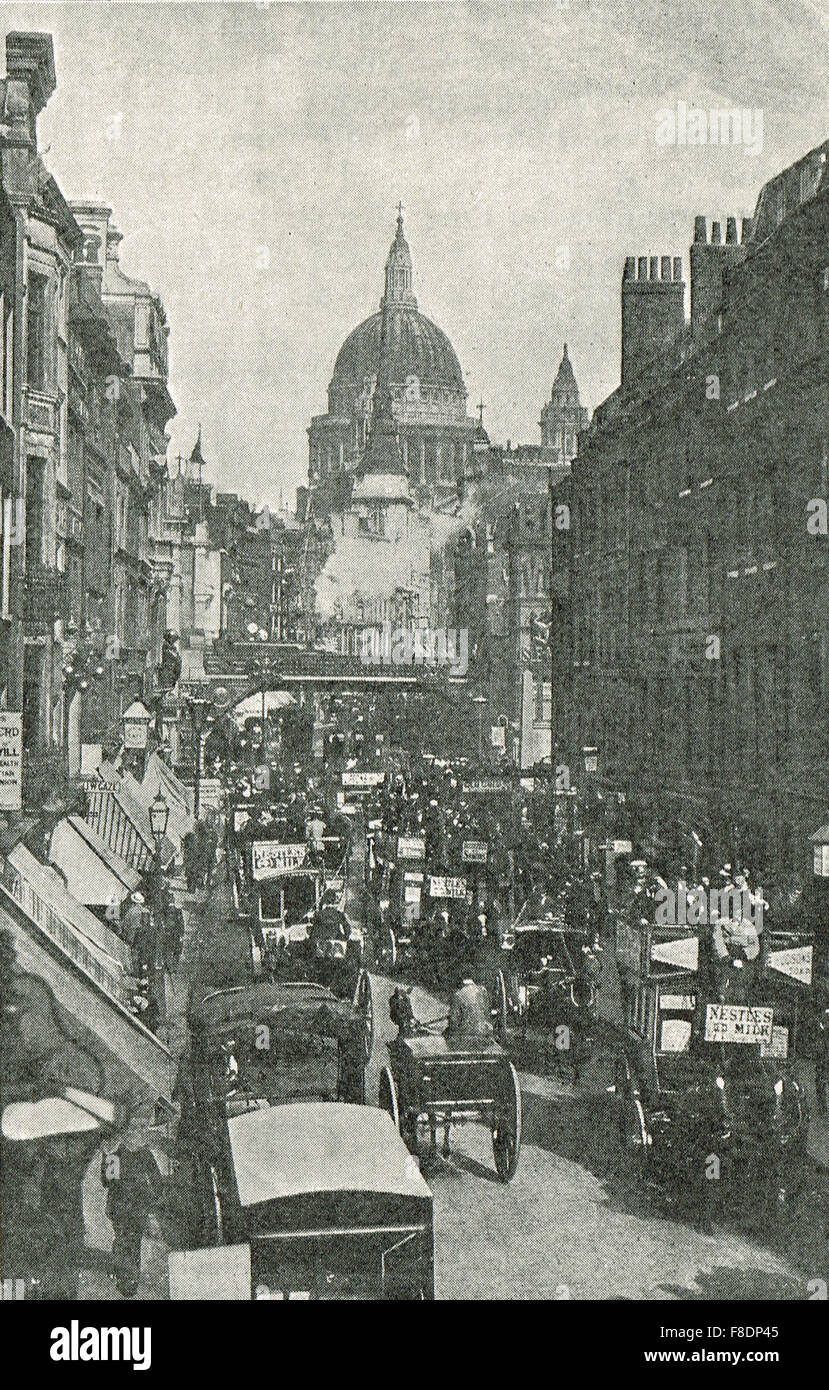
492,969,509,1046
492,1061,522,1182
352,968,375,1064
206,1164,224,1245
378,1065,401,1132
377,922,397,974
618,1070,651,1180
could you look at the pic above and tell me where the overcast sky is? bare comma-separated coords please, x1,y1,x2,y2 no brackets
3,0,826,508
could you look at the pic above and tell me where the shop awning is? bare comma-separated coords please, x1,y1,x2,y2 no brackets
49,815,141,912
7,842,132,974
85,762,174,871
1,884,174,1108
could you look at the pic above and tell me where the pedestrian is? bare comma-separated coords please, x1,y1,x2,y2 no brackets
164,902,185,972
100,1118,163,1298
183,830,199,893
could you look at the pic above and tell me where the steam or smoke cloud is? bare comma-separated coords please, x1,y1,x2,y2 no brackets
313,488,482,623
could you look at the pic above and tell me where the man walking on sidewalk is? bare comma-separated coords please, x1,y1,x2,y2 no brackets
100,1117,163,1298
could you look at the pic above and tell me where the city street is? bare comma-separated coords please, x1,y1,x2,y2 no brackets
158,850,827,1302
366,973,828,1301
1,6,827,1324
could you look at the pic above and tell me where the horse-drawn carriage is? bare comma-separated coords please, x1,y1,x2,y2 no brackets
174,982,434,1299
379,1026,522,1183
246,837,374,1063
485,895,593,1056
597,904,812,1203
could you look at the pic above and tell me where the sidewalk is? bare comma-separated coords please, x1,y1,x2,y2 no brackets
77,874,210,1300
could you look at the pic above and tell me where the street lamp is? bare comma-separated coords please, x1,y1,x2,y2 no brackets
148,792,169,1030
246,622,271,756
149,791,170,846
186,695,212,819
470,693,488,766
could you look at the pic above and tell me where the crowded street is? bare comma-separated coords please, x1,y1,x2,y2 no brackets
0,7,827,1342
49,730,826,1302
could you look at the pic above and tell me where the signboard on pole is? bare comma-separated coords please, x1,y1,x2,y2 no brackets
397,836,425,860
342,770,384,788
122,699,152,750
251,842,308,879
462,840,488,864
0,712,23,811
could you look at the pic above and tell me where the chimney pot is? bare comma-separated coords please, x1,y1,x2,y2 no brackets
741,216,753,244
661,256,671,280
711,221,722,245
693,216,707,243
725,216,738,245
673,257,683,282
649,256,659,280
637,257,648,280
623,256,636,281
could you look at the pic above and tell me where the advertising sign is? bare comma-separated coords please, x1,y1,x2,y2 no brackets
704,1003,773,1045
428,875,467,899
0,712,23,811
342,770,384,788
462,840,488,864
397,836,425,860
462,779,513,794
251,841,308,880
233,809,251,834
766,944,812,985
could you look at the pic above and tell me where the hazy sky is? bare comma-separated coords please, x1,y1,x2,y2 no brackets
3,0,826,508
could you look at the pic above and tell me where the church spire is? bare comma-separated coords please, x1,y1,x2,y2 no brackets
361,224,408,478
382,203,417,309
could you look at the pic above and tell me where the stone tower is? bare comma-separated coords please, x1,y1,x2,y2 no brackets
539,345,589,463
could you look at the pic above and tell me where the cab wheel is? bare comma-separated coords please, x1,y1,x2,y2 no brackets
377,923,397,974
353,969,374,1064
619,1074,651,1181
492,969,509,1046
492,1061,522,1182
379,1066,400,1132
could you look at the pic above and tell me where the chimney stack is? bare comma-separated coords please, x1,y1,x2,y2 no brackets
620,252,686,387
689,215,749,339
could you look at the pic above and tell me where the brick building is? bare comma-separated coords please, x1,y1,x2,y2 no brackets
566,139,829,880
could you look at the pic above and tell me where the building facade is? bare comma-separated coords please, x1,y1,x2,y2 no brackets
566,139,829,879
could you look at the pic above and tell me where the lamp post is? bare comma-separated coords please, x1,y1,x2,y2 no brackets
246,622,271,758
186,695,212,820
148,792,169,1029
470,694,487,766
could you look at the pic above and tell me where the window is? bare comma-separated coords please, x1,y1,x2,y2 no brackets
25,457,44,568
26,272,50,391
